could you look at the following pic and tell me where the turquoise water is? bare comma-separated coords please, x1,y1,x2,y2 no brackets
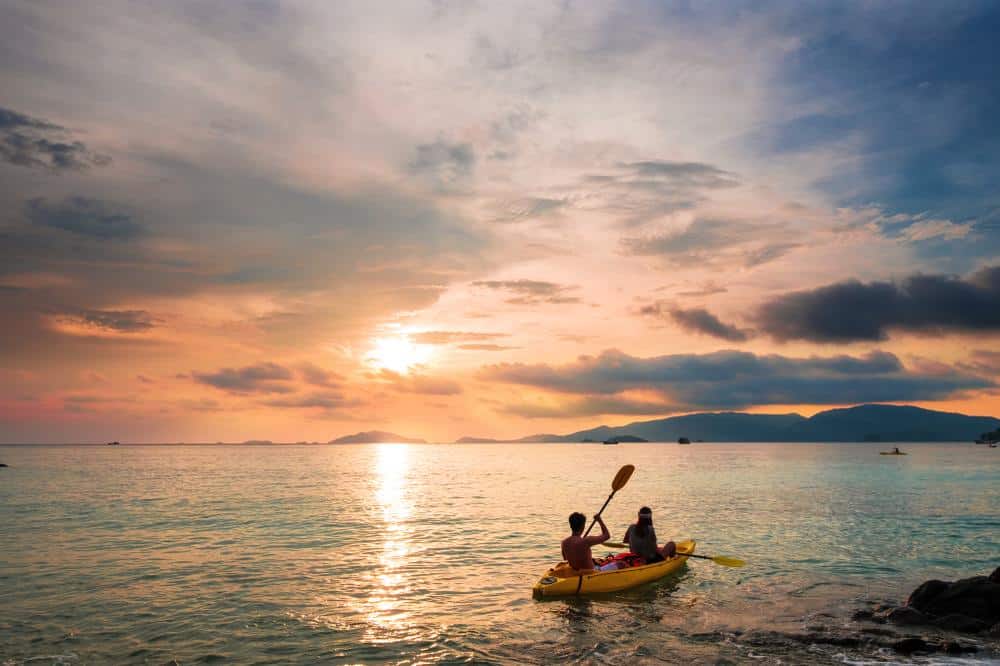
0,442,997,664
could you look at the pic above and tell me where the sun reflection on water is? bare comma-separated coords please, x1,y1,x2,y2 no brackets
365,444,413,634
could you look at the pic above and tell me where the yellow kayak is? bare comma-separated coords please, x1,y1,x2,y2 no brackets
532,540,695,598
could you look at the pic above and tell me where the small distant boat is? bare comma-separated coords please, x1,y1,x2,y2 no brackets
880,450,907,455
106,441,120,446
678,437,691,445
602,438,619,445
990,443,998,448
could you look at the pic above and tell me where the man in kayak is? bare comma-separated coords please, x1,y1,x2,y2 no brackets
624,506,676,563
561,511,611,570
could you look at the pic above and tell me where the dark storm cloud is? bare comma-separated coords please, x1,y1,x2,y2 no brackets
0,106,110,171
480,349,989,410
26,197,145,241
64,309,158,333
641,305,750,342
408,140,476,190
192,362,296,394
472,279,580,305
757,265,1000,342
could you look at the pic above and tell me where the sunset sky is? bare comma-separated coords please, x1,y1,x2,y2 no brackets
2,1,998,443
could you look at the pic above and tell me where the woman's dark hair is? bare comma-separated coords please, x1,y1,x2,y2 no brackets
635,507,653,538
569,512,586,533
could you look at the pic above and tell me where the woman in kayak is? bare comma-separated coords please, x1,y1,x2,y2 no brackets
624,507,676,563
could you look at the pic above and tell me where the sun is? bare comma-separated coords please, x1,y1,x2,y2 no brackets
367,335,430,374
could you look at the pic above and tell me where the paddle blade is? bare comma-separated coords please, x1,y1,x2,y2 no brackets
711,556,745,568
611,464,635,491
603,542,628,549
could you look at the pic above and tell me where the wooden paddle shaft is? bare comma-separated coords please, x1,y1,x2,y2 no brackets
583,491,615,537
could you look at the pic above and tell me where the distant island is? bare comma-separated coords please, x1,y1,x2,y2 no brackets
976,428,1000,443
603,435,648,443
329,431,427,444
457,404,1000,443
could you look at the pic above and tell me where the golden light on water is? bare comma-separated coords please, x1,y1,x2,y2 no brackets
366,444,413,632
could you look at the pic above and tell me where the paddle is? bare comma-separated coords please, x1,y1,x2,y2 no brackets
582,464,635,537
602,541,745,568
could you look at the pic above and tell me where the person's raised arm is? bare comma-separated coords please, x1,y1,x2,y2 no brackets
585,514,610,545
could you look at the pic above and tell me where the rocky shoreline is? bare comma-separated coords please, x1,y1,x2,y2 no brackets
847,566,1000,656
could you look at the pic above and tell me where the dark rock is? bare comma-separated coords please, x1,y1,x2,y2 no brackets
851,609,875,622
883,606,929,626
991,566,1000,584
859,626,897,637
932,613,989,633
0,463,7,467
892,637,933,654
906,573,1000,625
944,641,977,654
802,633,861,648
907,579,950,607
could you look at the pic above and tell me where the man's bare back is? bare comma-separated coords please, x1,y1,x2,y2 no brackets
561,513,610,570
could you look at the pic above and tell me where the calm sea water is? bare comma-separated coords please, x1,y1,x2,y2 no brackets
1,443,997,665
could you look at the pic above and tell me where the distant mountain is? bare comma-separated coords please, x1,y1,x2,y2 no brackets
484,404,999,443
329,431,426,444
562,412,807,443
454,433,562,443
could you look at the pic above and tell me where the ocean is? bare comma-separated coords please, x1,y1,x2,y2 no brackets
1,442,997,664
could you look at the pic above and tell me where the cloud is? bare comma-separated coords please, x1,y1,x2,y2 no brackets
472,279,580,305
621,218,796,268
61,309,157,333
262,391,357,409
298,362,342,388
480,348,990,410
26,197,145,241
410,330,507,345
757,265,1000,342
377,369,462,395
0,106,110,171
652,305,751,342
458,343,518,351
408,139,475,191
501,395,671,418
193,362,295,394
958,349,1000,376
490,197,568,223
563,160,740,227
676,281,728,298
